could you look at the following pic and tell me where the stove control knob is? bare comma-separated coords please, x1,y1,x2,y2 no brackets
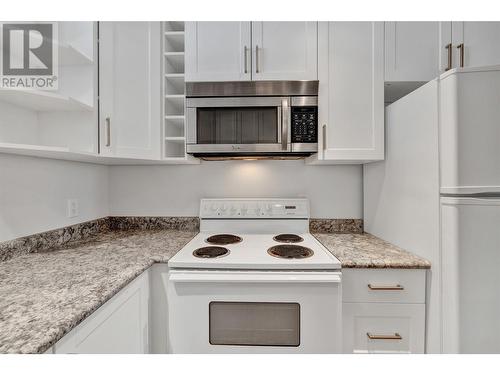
220,204,228,212
229,205,237,215
254,206,262,215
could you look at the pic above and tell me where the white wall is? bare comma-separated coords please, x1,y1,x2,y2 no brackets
109,161,362,218
0,154,108,242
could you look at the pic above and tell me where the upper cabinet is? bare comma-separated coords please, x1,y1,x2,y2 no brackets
251,22,318,80
185,22,317,81
384,22,451,103
450,22,500,69
311,22,384,164
99,22,161,159
185,22,251,82
385,22,442,82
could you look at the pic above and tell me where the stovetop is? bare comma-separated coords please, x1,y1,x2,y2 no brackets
168,232,341,270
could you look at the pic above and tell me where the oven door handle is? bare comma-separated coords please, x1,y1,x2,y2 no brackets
169,271,341,284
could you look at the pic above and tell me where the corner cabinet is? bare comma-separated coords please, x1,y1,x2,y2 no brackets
98,22,161,159
54,271,150,354
185,21,317,82
309,22,384,164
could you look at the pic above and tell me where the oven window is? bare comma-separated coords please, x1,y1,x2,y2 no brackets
209,302,300,347
197,107,278,144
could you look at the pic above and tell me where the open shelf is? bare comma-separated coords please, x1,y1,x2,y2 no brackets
165,116,185,137
164,21,185,32
165,73,185,78
58,42,93,66
164,54,185,74
164,136,185,142
165,33,185,53
0,89,93,112
165,75,185,95
165,96,185,116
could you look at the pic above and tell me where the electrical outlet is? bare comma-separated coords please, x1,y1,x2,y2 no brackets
67,199,79,218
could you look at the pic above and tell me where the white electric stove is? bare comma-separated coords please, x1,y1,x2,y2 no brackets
167,198,342,354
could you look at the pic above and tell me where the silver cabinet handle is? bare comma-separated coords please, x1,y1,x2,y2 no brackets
322,124,327,150
255,45,260,73
445,43,453,71
244,46,248,74
457,43,464,68
368,284,404,291
105,117,111,147
367,333,402,340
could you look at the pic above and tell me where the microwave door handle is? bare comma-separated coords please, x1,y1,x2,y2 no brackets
281,98,290,151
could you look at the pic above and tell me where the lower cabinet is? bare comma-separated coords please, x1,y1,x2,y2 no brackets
54,270,150,354
342,269,427,354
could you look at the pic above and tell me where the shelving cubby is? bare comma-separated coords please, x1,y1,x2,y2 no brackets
161,21,198,163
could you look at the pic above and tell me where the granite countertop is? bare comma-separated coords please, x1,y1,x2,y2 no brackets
0,229,197,354
0,226,429,354
313,233,431,269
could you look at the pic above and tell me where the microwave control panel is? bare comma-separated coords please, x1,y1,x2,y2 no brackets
291,106,318,143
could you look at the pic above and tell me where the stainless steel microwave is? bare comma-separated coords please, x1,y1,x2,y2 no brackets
185,81,318,159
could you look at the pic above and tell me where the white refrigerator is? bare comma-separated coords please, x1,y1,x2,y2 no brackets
364,65,500,353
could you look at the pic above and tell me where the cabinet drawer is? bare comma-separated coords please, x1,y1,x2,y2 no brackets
343,303,425,354
342,269,426,304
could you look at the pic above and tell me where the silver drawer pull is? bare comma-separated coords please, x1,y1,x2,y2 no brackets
368,284,404,291
367,333,402,340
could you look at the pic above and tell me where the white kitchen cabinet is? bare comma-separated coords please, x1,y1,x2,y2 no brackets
251,22,317,80
385,22,442,82
185,22,251,82
99,22,161,159
185,22,317,82
451,22,500,69
54,270,150,354
311,22,384,164
343,302,425,354
342,269,427,354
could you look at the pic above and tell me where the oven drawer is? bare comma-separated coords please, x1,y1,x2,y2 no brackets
343,302,426,354
342,269,426,304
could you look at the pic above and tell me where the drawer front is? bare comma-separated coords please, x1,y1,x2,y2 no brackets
342,269,426,304
343,303,425,354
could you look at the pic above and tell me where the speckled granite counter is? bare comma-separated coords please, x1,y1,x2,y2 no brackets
0,229,197,354
313,233,431,269
0,221,429,354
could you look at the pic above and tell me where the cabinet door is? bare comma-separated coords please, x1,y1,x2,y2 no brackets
54,271,150,354
99,22,161,159
185,22,251,82
343,303,426,354
318,22,384,163
452,22,500,68
251,22,317,81
385,22,441,82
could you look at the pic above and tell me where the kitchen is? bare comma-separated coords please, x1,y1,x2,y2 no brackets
1,0,499,372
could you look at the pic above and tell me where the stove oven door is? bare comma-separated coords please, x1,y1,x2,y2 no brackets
167,269,342,353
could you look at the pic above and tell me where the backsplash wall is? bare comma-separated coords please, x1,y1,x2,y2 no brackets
108,160,363,219
0,154,109,242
